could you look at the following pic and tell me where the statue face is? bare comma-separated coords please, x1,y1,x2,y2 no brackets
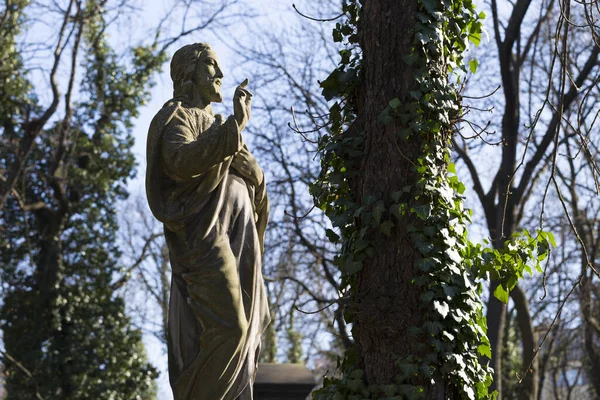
194,49,223,104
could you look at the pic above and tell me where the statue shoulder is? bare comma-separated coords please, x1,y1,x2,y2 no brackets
147,101,190,165
149,100,190,133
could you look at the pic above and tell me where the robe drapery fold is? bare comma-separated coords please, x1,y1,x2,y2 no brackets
146,100,270,400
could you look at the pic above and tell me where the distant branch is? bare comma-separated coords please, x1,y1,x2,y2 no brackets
515,46,600,206
1,350,45,400
292,4,344,22
452,137,487,208
112,232,163,290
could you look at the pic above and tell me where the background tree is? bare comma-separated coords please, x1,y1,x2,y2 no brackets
453,0,600,397
117,196,169,348
0,0,242,398
0,2,163,397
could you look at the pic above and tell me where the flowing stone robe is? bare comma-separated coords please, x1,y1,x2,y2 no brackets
146,99,270,400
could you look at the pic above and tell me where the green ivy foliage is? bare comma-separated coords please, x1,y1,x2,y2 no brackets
0,2,167,398
0,0,35,141
310,1,554,399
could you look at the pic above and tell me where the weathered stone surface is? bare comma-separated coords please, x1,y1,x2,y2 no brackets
146,43,270,400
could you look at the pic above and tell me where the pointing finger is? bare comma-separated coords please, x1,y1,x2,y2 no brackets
235,87,253,99
241,88,253,98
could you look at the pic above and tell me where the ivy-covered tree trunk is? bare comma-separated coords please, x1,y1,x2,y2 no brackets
312,0,492,398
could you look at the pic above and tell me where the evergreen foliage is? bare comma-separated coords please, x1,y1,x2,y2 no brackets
0,2,167,398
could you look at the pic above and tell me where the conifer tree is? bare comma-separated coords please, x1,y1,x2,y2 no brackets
0,2,166,398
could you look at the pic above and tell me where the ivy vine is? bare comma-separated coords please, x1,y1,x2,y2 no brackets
310,1,554,399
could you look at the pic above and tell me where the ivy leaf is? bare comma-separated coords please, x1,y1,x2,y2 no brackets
433,300,449,318
333,26,343,42
442,283,457,297
391,190,403,202
340,49,351,64
320,69,341,100
445,248,462,264
493,284,509,303
469,59,478,74
422,291,435,302
415,31,430,45
420,0,438,13
464,386,476,400
372,201,385,224
339,68,358,84
414,204,432,219
343,256,363,274
546,231,556,247
468,29,482,46
378,220,393,236
403,52,419,66
424,321,442,334
398,362,418,378
389,97,402,109
477,343,492,358
325,228,340,243
378,108,393,125
354,238,369,252
410,90,422,100
397,384,425,398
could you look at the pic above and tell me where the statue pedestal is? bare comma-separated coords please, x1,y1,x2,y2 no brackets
254,363,316,399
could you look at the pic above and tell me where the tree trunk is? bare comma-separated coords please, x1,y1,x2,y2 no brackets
352,0,436,393
487,282,507,397
487,39,537,400
511,285,539,400
580,273,600,396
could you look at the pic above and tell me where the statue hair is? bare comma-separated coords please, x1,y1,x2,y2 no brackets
170,43,212,102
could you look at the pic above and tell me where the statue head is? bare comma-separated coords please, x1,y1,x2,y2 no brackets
170,43,223,105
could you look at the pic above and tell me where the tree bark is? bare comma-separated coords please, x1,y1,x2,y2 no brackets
351,0,440,394
487,282,507,397
511,285,539,400
578,224,600,396
580,272,600,396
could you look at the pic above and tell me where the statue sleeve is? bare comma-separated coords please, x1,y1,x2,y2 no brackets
161,109,241,179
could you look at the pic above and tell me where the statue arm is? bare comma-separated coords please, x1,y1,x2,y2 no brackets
161,110,241,179
230,144,264,188
254,178,269,254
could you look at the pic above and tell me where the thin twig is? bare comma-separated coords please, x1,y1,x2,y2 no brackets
292,4,345,22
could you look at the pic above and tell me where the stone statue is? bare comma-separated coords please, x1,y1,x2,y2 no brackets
145,43,270,400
